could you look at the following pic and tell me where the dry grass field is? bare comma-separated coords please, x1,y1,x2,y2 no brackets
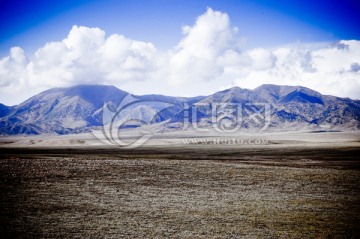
1,145,360,238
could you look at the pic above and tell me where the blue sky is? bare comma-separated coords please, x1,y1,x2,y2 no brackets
0,0,360,105
1,0,359,56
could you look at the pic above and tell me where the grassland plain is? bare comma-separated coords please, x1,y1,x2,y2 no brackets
1,145,360,238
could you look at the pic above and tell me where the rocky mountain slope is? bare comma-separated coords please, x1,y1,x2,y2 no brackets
0,84,359,135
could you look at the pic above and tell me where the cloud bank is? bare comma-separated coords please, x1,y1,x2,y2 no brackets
1,8,360,105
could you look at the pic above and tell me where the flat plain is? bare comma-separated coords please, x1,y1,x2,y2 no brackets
1,132,360,238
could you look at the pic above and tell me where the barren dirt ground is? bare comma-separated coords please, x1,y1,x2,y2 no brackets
1,146,360,238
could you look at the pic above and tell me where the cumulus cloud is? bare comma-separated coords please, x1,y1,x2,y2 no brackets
0,8,360,105
351,63,360,72
0,47,27,88
234,40,360,99
167,8,244,84
0,25,158,104
248,48,276,71
27,25,157,88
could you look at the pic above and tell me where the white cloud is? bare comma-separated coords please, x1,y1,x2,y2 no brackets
0,25,159,105
233,40,360,99
26,25,157,87
167,8,243,85
0,9,360,105
0,47,27,88
248,48,276,71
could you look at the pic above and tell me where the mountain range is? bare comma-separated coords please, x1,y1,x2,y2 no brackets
0,84,359,135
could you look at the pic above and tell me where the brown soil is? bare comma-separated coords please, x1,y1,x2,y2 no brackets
1,146,360,238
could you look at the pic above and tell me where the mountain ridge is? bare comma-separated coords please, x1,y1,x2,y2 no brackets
0,84,359,135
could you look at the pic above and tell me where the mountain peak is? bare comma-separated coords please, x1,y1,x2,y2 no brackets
254,84,299,95
45,84,124,94
33,84,129,109
225,86,243,91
